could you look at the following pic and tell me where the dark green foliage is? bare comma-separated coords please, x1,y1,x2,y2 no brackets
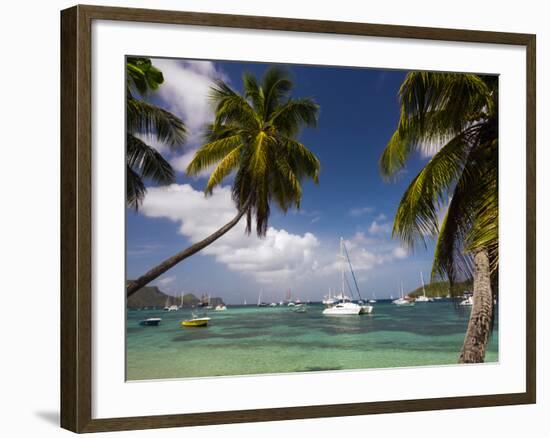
380,72,498,285
126,57,187,210
187,68,321,236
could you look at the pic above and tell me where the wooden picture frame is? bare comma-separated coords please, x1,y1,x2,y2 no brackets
60,4,536,433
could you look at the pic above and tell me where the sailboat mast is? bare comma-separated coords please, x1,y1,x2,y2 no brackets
420,271,426,297
340,237,346,301
400,281,404,299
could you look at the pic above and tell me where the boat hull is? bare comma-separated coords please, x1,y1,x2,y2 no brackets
139,318,161,326
181,318,210,327
322,303,362,315
359,305,374,314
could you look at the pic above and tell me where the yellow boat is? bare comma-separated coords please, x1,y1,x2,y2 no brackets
181,316,211,327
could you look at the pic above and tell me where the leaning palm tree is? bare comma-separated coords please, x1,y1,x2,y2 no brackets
126,68,321,296
126,57,187,209
380,72,498,363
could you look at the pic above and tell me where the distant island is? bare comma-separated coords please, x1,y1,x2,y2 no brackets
126,283,225,309
408,280,473,298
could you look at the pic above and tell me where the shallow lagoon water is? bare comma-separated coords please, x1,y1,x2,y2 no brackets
126,300,498,380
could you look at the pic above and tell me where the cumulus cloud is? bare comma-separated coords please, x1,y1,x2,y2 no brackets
348,206,375,217
368,220,392,235
317,232,409,276
148,58,227,177
140,184,320,284
157,275,176,286
138,185,409,287
151,58,225,143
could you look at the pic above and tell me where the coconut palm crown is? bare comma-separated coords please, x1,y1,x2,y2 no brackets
126,57,187,209
126,68,321,297
187,67,321,236
380,72,498,286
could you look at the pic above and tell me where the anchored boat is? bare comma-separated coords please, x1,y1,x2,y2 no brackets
323,238,369,316
393,281,415,306
415,272,433,302
139,317,162,326
181,313,211,327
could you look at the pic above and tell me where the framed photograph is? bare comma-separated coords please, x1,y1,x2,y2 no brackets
60,4,536,433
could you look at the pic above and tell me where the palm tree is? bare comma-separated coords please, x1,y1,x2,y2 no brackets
380,72,498,363
126,68,321,296
126,57,187,209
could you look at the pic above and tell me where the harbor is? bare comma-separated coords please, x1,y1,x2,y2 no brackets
126,299,498,380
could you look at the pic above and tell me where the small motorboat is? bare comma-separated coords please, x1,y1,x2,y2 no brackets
293,303,307,313
214,304,227,311
139,317,162,326
181,314,211,327
459,296,474,306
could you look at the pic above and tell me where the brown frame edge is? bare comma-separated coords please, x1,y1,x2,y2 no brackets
60,4,536,433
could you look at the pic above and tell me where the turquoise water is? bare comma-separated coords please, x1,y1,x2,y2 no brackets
126,300,498,380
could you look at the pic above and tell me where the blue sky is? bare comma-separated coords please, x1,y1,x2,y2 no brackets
127,58,437,304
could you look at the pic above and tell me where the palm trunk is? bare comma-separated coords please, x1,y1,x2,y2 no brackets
127,202,249,297
459,248,493,363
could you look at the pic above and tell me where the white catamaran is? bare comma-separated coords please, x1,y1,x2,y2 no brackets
323,238,371,316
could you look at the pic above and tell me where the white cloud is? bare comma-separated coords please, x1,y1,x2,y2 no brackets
348,206,375,217
392,246,408,259
139,185,409,288
317,232,409,277
157,275,176,286
368,220,392,235
151,59,224,143
140,184,320,284
149,58,228,177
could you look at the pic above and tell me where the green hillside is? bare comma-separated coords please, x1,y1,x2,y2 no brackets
126,283,225,309
408,280,472,298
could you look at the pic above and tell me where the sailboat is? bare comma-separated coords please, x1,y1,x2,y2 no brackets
322,288,338,306
415,272,433,302
257,289,268,307
393,281,415,306
323,238,364,316
368,292,377,304
286,289,296,307
164,296,178,312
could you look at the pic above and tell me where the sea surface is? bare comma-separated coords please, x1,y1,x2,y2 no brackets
126,300,498,380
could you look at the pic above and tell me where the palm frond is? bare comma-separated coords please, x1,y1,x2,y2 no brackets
210,80,260,130
392,127,478,247
126,164,146,210
270,99,319,136
126,57,164,95
242,73,264,117
127,97,187,148
400,72,491,130
261,68,293,117
127,134,174,184
204,146,243,194
380,72,493,179
281,138,321,183
186,135,242,176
